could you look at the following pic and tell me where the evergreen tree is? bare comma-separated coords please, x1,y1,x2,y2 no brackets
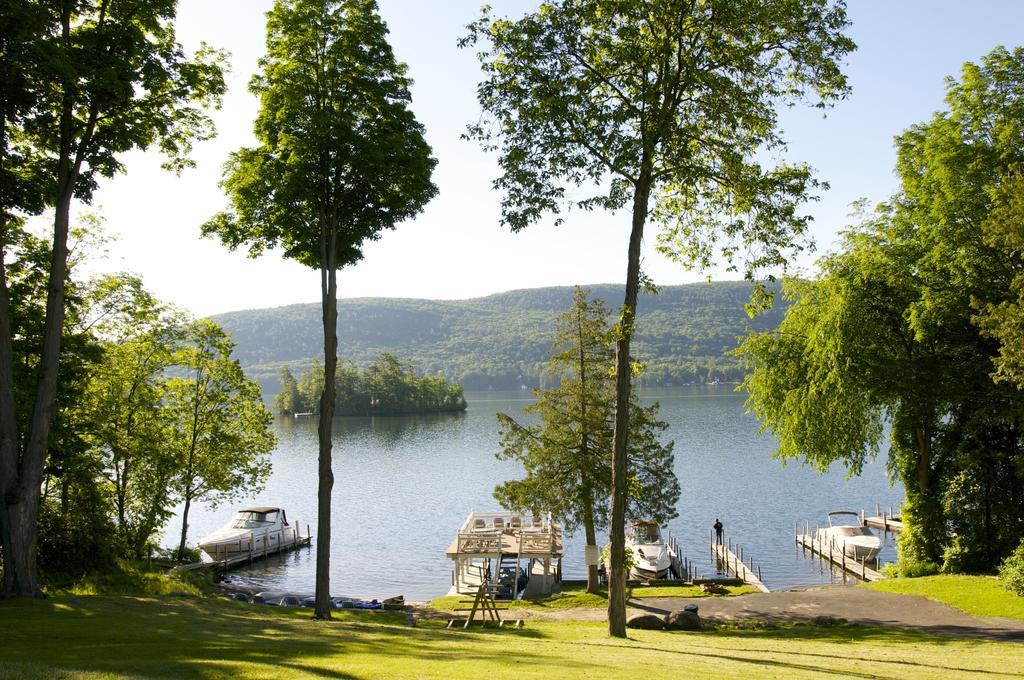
495,288,678,593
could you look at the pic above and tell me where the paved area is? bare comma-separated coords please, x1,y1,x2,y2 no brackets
501,586,1024,641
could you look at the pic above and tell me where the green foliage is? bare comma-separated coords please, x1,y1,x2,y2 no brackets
274,366,302,414
495,289,679,559
288,352,467,416
217,281,786,393
976,171,1024,388
999,539,1024,597
739,46,1024,573
81,295,182,560
202,0,437,272
1,0,226,597
166,320,276,559
5,223,113,575
461,0,853,280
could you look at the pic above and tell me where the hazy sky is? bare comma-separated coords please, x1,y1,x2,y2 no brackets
67,1,1024,317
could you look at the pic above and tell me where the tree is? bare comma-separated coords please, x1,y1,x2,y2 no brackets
168,320,275,561
204,0,436,618
462,0,853,635
274,366,302,415
739,46,1024,573
0,0,225,597
495,288,678,593
4,220,112,575
976,171,1024,389
82,291,181,559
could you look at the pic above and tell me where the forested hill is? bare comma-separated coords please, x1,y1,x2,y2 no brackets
212,281,785,393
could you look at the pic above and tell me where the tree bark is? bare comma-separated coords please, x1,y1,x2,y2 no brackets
177,491,192,562
608,166,652,637
0,217,19,596
314,222,338,620
582,497,600,594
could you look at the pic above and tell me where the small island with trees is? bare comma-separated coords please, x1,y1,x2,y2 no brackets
274,352,468,417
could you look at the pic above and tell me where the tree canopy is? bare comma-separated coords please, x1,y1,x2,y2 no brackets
0,0,226,596
739,46,1024,573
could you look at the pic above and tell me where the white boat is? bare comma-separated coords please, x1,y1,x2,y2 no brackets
627,520,671,580
815,511,882,562
199,506,302,560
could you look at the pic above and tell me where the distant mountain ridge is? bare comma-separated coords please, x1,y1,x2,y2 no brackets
212,281,785,393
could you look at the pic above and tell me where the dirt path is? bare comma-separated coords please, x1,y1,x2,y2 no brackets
490,586,1024,642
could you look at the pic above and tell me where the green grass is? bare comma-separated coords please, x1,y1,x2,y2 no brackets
431,583,609,611
629,584,755,598
428,577,757,610
431,582,755,611
1,594,1021,679
44,561,218,598
864,575,1024,621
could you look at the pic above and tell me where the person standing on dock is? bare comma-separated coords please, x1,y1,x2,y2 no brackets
713,519,723,544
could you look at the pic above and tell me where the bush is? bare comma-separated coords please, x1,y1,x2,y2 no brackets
999,540,1024,596
889,558,940,579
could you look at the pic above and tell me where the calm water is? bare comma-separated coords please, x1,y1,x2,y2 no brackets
169,387,904,600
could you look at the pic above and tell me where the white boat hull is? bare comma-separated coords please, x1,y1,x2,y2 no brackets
815,529,881,562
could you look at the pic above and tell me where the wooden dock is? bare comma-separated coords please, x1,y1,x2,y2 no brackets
861,505,903,533
710,536,770,592
795,532,885,582
665,531,697,582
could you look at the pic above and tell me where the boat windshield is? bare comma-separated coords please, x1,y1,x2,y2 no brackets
630,523,661,543
230,511,274,528
833,526,873,537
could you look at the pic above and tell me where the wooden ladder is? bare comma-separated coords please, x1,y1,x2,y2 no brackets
448,580,506,629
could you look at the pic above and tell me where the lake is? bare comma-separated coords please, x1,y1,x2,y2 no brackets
170,386,904,600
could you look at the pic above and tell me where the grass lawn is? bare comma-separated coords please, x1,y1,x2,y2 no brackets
629,584,755,598
864,575,1024,621
430,582,608,611
1,594,1021,679
430,582,754,611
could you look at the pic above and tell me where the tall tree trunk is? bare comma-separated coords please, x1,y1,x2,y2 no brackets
314,223,338,620
0,217,19,596
608,167,652,637
582,491,600,594
1,1,99,596
177,490,192,562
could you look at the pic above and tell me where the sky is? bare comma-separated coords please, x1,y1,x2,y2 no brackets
66,1,1024,317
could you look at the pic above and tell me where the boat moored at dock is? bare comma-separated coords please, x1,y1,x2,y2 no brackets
626,520,672,580
815,511,882,562
199,507,304,561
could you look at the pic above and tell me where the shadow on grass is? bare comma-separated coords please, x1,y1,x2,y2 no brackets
0,595,578,679
574,624,1020,678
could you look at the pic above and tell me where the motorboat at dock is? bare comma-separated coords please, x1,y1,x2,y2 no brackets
626,520,672,580
198,507,305,561
815,511,882,562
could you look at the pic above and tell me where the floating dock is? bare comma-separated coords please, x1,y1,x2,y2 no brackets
710,533,770,592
